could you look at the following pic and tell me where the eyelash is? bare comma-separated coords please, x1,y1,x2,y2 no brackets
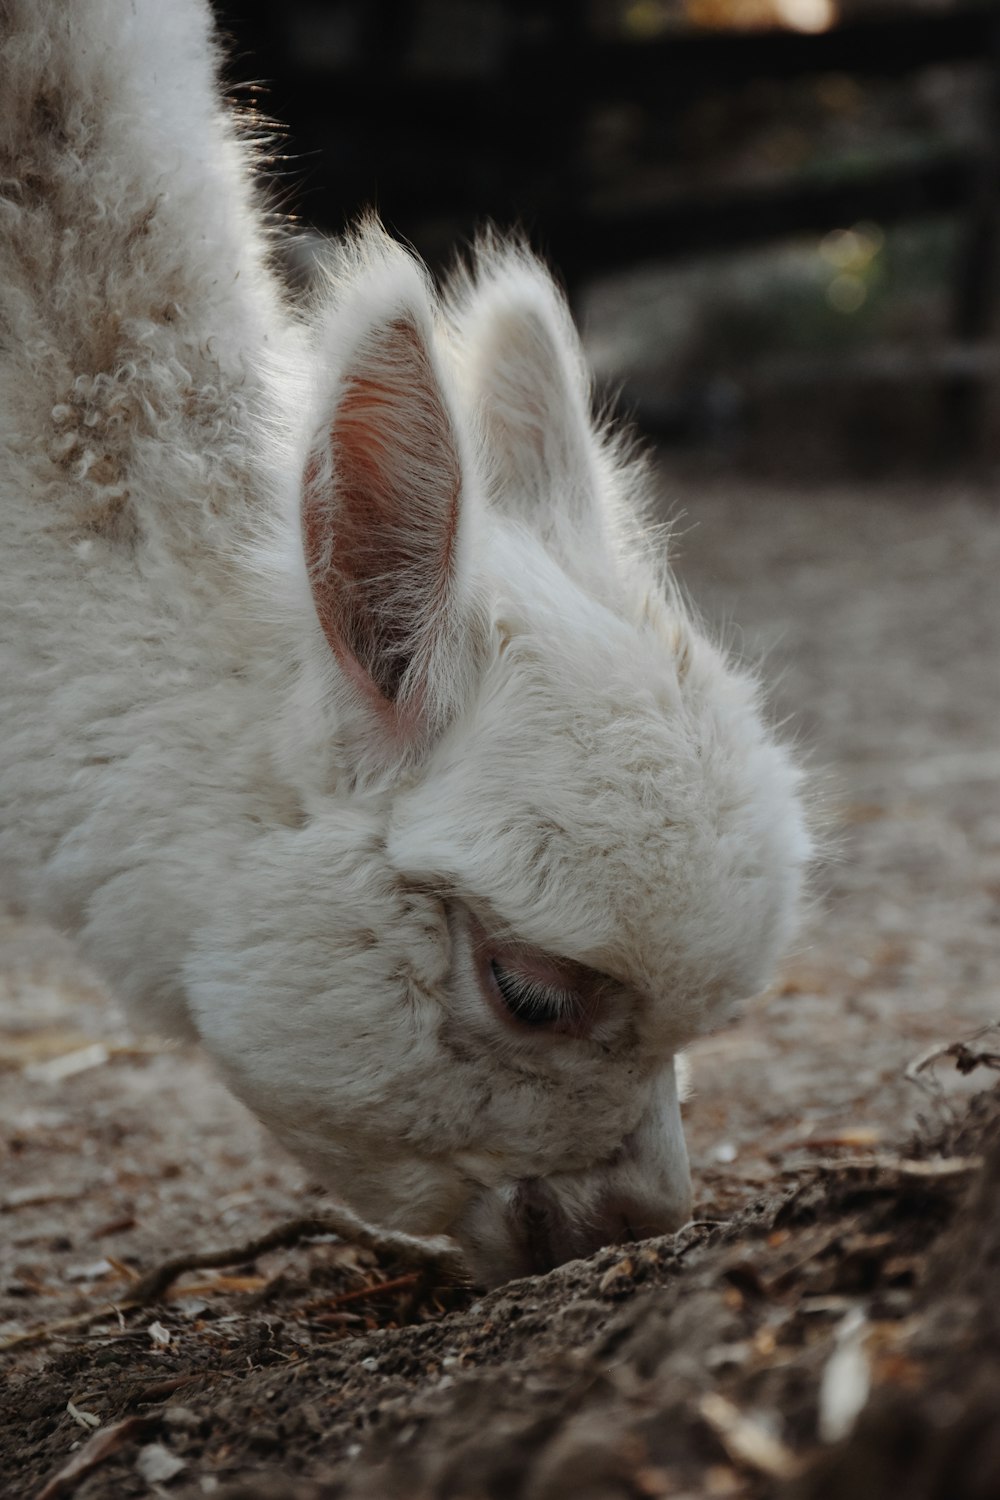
489,959,577,1028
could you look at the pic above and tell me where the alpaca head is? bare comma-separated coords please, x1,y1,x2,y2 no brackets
185,229,810,1284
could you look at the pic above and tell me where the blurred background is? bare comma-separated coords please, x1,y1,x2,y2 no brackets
211,0,1000,479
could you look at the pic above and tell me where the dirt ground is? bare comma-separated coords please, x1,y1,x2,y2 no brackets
2,475,999,1499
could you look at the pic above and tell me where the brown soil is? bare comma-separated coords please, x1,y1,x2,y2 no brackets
2,476,999,1500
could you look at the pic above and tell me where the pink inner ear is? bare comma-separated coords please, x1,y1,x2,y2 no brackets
302,317,461,714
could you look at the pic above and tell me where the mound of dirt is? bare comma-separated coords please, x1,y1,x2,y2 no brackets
4,1084,998,1500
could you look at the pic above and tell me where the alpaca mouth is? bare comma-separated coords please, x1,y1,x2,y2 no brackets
455,1169,691,1286
509,1178,570,1274
508,1177,682,1275
507,1177,613,1274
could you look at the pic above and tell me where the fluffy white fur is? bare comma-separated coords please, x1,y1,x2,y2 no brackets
0,0,811,1283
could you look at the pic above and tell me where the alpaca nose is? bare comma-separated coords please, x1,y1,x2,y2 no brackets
512,1174,690,1276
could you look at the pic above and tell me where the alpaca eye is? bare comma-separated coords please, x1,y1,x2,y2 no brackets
489,959,573,1028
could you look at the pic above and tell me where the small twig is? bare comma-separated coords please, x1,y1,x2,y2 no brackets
805,1154,983,1179
129,1372,213,1406
128,1208,467,1305
322,1272,420,1309
0,1208,467,1353
905,1021,1000,1101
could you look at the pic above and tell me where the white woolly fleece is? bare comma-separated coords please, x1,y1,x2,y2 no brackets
0,0,811,1282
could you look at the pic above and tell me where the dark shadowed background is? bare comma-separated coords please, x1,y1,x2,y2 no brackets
212,0,1000,478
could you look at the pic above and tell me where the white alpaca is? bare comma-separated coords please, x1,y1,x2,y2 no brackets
0,0,810,1283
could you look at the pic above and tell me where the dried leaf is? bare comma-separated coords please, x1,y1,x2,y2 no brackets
130,1373,211,1406
704,1465,743,1495
818,1308,871,1442
64,1260,115,1284
807,1154,982,1178
796,1128,883,1151
699,1392,803,1480
168,1273,269,1296
633,1466,673,1497
2,1183,91,1211
897,1156,983,1178
24,1042,111,1083
135,1442,186,1483
0,1028,96,1069
105,1255,139,1282
599,1258,635,1292
90,1213,137,1239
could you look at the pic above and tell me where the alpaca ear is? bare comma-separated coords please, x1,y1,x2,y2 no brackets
448,247,606,550
302,244,482,740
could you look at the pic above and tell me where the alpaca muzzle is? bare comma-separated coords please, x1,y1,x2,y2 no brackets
455,1060,693,1285
507,1171,692,1277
